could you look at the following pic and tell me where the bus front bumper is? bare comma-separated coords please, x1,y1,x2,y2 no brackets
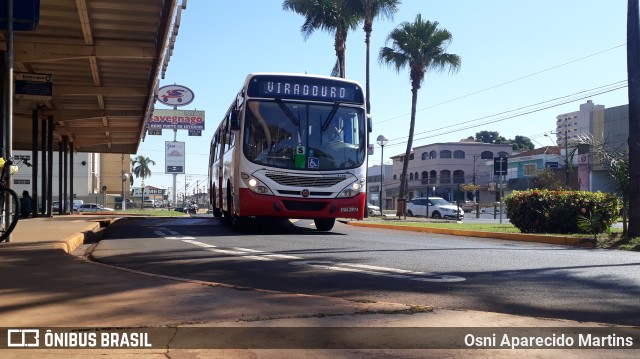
238,188,365,220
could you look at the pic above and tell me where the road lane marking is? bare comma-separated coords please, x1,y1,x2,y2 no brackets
160,236,461,282
182,239,216,248
289,260,465,283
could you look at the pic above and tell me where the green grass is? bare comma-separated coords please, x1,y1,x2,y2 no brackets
361,218,636,251
370,220,522,233
112,209,189,217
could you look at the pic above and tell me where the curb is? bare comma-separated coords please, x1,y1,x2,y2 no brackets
53,219,114,253
345,221,595,248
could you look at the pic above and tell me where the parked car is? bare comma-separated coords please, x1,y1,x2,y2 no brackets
143,199,162,208
459,200,476,212
114,198,137,210
77,203,114,213
406,197,464,219
52,200,83,212
480,202,505,215
367,203,381,216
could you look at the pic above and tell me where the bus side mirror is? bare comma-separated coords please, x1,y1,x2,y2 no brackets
367,115,372,133
230,110,240,131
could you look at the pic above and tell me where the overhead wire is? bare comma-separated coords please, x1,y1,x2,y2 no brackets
383,80,628,149
374,43,626,126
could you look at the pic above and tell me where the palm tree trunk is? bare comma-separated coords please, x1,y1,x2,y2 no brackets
627,0,640,237
334,26,347,78
397,86,419,216
364,22,372,113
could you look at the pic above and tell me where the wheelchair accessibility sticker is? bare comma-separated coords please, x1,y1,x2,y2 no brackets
308,157,319,168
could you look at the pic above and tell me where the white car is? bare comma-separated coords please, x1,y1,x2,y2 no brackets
77,203,115,212
406,197,464,219
367,203,382,216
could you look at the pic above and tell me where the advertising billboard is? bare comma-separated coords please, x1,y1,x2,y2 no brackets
165,141,185,174
149,109,205,130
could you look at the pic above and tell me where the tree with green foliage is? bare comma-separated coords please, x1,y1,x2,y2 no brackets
379,14,461,215
283,0,360,78
475,131,502,144
347,0,400,111
531,168,564,191
474,131,534,151
577,134,630,237
130,155,156,186
512,135,535,151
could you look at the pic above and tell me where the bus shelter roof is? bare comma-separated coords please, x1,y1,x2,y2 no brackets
2,0,179,154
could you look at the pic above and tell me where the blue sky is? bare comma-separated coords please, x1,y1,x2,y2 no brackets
138,0,629,194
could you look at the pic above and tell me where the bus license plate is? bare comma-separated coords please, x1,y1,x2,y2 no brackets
340,207,359,213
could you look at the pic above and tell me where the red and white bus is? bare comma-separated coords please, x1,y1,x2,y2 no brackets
208,73,370,231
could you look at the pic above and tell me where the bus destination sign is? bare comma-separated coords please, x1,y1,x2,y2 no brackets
247,75,364,104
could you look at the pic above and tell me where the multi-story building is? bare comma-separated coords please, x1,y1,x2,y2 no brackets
386,141,513,208
587,103,629,193
555,100,604,147
497,101,625,194
505,146,568,190
11,150,132,209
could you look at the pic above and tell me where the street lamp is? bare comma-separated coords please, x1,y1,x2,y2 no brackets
376,135,388,210
545,131,569,185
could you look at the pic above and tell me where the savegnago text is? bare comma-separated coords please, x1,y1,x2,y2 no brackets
465,332,635,349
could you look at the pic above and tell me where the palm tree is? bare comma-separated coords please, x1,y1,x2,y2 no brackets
379,14,461,216
129,157,138,187
131,155,156,185
283,0,360,78
349,0,400,112
627,0,640,237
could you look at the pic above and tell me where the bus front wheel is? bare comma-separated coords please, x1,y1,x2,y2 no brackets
314,218,335,231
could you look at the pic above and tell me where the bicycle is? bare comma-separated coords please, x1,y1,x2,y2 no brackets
0,150,30,243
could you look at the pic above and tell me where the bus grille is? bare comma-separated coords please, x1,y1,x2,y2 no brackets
265,174,346,188
282,200,328,211
278,190,333,196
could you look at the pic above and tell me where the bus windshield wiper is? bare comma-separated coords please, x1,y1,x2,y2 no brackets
275,98,299,126
321,103,340,132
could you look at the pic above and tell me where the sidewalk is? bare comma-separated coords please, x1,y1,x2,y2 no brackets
0,215,637,358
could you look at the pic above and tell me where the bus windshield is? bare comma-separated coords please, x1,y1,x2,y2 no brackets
243,100,366,171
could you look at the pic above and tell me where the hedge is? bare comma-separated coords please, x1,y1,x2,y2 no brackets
505,190,619,234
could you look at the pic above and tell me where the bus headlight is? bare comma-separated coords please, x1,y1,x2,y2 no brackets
241,175,274,195
336,181,362,198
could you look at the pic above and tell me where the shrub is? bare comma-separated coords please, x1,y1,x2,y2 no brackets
505,190,619,234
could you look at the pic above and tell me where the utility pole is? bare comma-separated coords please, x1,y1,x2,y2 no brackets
473,154,480,218
564,130,569,186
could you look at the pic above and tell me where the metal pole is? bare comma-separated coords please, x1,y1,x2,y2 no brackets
63,137,68,213
31,109,38,217
41,118,47,215
564,130,569,186
69,141,74,210
379,144,384,210
121,154,126,210
172,128,178,207
47,116,54,216
4,0,14,240
58,143,63,214
498,174,507,224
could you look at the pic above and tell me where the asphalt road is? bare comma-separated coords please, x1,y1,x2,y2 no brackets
91,216,640,326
